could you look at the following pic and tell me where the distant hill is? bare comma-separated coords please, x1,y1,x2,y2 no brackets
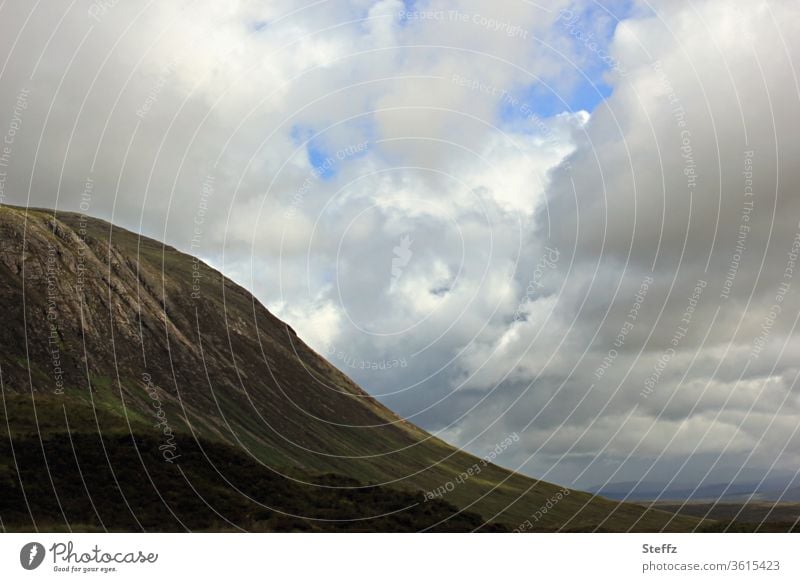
0,204,699,531
590,476,800,503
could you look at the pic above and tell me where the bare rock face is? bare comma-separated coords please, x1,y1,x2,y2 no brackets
0,205,414,461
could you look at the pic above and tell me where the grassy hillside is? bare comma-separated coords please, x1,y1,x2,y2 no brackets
652,502,800,533
0,401,499,532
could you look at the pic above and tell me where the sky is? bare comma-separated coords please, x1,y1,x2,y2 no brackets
1,0,799,492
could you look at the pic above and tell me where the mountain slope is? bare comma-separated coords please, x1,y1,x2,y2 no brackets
0,204,700,531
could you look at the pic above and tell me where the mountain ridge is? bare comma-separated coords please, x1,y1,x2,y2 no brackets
0,203,700,531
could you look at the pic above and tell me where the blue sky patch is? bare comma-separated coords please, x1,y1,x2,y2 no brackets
290,123,373,181
307,142,337,180
498,77,612,128
495,0,633,124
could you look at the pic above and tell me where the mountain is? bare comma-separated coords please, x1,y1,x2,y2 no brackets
0,204,700,531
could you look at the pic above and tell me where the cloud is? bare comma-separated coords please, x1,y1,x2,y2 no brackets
440,0,800,487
